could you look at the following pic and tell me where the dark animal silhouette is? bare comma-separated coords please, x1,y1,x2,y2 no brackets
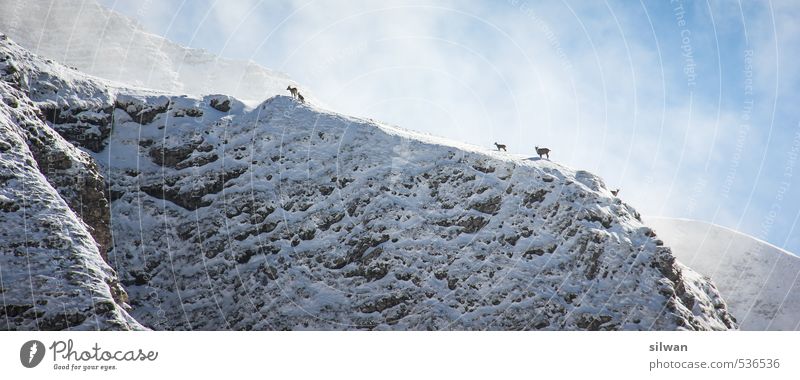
611,189,620,196
286,86,298,98
494,142,507,151
297,93,305,103
535,146,550,159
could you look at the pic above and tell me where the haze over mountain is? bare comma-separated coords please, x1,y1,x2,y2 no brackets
647,217,800,331
0,0,301,104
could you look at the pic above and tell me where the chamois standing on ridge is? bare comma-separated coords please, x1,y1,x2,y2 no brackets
494,142,507,152
535,146,550,159
286,85,299,99
297,93,305,103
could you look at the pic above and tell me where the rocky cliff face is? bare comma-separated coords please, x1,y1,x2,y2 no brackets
0,37,141,330
0,34,737,330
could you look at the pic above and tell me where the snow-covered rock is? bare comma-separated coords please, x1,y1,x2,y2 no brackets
0,33,737,331
646,217,800,330
0,39,142,330
0,0,301,105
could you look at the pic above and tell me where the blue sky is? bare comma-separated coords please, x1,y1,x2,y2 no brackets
100,0,800,254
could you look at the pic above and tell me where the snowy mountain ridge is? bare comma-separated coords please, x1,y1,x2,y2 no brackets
0,32,738,330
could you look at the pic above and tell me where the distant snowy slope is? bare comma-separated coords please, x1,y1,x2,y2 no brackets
647,217,800,330
0,0,300,104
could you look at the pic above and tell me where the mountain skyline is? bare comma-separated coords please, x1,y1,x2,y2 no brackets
2,0,796,256
0,32,739,330
93,0,800,256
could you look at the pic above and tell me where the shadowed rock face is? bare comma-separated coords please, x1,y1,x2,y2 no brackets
209,97,231,112
0,35,737,331
24,115,113,260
